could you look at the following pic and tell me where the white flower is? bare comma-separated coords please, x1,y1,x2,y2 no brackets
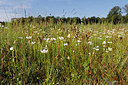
96,46,99,48
77,40,81,43
59,37,64,40
51,38,56,41
33,26,36,29
93,47,96,50
96,48,99,51
40,49,48,53
4,27,8,29
97,37,102,40
103,45,106,47
108,41,112,44
67,56,70,60
108,47,112,51
10,47,14,51
34,31,38,33
88,41,92,45
0,25,4,27
44,38,50,42
102,41,106,44
26,36,32,39
31,42,36,44
106,51,109,53
92,52,95,54
106,36,109,38
64,43,68,46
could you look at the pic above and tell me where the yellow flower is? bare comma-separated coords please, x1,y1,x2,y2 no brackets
67,34,71,38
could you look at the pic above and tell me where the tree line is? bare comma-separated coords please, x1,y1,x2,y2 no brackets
11,4,128,25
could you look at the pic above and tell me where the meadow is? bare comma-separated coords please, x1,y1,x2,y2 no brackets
0,21,128,84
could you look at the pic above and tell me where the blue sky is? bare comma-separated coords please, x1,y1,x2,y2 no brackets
0,0,127,21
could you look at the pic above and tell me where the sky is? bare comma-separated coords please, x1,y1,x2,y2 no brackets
0,0,128,21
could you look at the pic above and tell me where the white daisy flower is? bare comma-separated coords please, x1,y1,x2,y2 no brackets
64,43,68,46
31,42,36,44
26,36,32,39
96,48,99,51
40,49,48,53
51,38,56,41
108,41,112,44
10,47,14,51
59,37,64,40
88,41,93,45
77,40,81,43
108,47,112,51
102,41,106,44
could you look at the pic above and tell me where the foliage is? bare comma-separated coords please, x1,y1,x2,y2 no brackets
107,6,122,24
123,4,128,14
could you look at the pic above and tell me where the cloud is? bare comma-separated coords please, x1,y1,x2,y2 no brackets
13,5,31,9
0,1,5,5
0,0,34,21
0,9,22,22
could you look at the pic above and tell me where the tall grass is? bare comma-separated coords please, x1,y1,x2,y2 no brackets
0,21,128,84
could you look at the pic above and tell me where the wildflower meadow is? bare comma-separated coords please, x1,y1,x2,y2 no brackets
0,21,128,84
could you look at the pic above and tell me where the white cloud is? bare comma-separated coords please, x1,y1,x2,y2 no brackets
13,5,31,9
0,9,22,22
0,1,5,5
0,0,34,21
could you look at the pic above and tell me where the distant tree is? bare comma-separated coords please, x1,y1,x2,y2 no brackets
28,16,33,23
126,14,128,21
72,17,81,24
67,17,73,24
61,17,67,23
100,17,106,24
20,17,25,25
107,6,121,18
81,16,86,24
55,17,61,23
37,15,42,24
90,16,96,24
123,4,128,14
122,14,128,23
45,16,55,24
96,17,101,23
112,15,122,24
38,15,42,18
107,6,122,24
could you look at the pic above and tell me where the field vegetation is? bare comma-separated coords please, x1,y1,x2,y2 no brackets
0,20,128,84
0,4,128,85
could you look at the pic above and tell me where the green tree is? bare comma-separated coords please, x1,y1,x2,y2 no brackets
81,16,86,24
123,4,128,14
107,6,122,24
72,17,81,24
28,16,33,23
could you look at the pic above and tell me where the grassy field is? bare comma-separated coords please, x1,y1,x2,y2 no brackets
0,22,128,84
